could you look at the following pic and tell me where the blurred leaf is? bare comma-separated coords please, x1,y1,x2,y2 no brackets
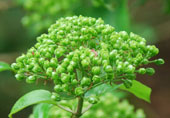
33,103,53,118
119,80,151,103
92,0,104,7
9,89,55,118
0,61,11,72
132,24,157,44
16,0,25,5
111,0,130,32
85,83,121,98
59,101,73,110
57,92,75,100
163,0,170,14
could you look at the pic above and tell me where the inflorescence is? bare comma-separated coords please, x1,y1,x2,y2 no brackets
11,16,164,101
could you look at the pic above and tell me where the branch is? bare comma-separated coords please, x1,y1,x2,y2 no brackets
82,104,93,114
71,96,84,118
55,104,75,114
76,96,84,116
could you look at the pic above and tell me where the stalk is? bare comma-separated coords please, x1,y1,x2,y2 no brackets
71,96,84,118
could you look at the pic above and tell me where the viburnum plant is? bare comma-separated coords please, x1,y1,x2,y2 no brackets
8,16,164,118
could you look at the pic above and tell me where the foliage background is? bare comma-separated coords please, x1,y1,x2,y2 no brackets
0,0,170,118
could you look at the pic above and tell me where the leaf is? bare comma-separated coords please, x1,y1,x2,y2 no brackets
0,61,11,72
9,90,55,118
104,0,130,32
119,80,152,103
114,0,130,32
85,83,121,98
33,103,53,118
164,0,170,14
58,92,75,100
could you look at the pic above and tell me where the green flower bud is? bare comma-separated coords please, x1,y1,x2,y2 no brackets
16,55,25,63
75,87,84,96
15,74,25,80
72,56,79,62
88,96,99,104
39,58,45,65
104,65,113,73
109,50,118,59
138,68,146,74
34,51,40,58
92,75,101,83
142,59,149,64
54,50,63,58
154,58,165,65
92,57,101,65
32,65,42,73
81,77,91,86
56,66,65,73
61,73,70,83
11,63,19,70
51,92,61,101
63,58,70,65
62,84,69,91
92,66,101,75
71,79,78,85
67,65,74,73
102,60,109,66
146,68,155,75
50,58,58,67
107,73,115,79
61,62,69,68
147,45,159,56
126,74,136,80
46,67,53,76
126,65,135,73
70,61,77,67
81,59,89,68
17,68,26,74
123,79,132,88
26,76,36,84
45,52,52,58
44,60,50,69
52,72,59,80
54,85,62,92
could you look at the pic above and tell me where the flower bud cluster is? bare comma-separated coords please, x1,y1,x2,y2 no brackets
11,16,164,100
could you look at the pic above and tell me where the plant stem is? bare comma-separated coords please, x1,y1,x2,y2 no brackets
56,104,75,114
76,96,84,116
82,104,93,114
71,96,84,118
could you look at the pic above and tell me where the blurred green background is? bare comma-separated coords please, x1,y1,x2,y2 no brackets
0,0,170,118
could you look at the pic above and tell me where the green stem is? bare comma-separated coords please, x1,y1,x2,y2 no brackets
71,96,84,118
82,104,93,114
55,104,75,114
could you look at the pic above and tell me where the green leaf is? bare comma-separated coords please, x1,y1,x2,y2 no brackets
33,103,53,118
119,80,152,103
9,90,55,118
0,61,11,72
105,0,130,32
85,83,121,98
57,92,75,100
